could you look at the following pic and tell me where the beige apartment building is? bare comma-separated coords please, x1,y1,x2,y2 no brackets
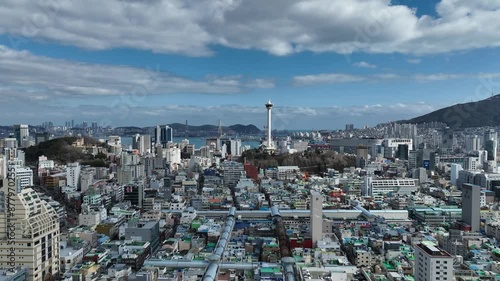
0,178,60,281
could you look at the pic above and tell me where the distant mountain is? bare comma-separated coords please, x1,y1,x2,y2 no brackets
402,95,500,128
228,124,261,134
115,123,261,136
113,126,144,135
167,123,218,132
167,123,261,135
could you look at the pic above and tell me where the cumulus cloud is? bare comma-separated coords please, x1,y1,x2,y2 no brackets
413,73,466,81
353,61,377,68
0,45,273,99
243,78,276,89
293,74,366,86
293,72,500,86
372,73,400,80
0,0,499,56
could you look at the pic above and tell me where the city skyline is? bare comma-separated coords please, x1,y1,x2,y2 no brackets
1,0,500,129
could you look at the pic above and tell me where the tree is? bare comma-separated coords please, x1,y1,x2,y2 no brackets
95,152,107,159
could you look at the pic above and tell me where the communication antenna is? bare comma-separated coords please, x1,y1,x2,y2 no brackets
218,120,223,137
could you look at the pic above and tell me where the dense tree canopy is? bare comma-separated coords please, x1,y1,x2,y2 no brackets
240,148,355,174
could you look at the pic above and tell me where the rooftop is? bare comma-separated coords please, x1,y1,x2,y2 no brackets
416,242,452,258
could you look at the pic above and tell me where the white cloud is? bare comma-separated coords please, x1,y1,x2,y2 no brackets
244,78,276,89
293,73,365,86
372,73,400,80
353,61,377,68
293,72,500,86
413,73,466,81
0,0,499,56
0,45,273,99
407,58,422,64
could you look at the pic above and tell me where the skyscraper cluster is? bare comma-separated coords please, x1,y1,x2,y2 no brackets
154,125,173,148
13,124,29,148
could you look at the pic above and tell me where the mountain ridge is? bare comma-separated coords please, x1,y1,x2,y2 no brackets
400,94,500,128
115,123,261,136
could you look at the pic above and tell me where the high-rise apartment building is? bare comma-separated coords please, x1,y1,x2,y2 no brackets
13,125,29,148
484,129,498,162
414,242,454,281
12,166,33,188
409,151,418,170
397,144,409,160
0,155,6,180
222,161,244,188
462,183,481,232
484,129,498,142
165,126,173,143
132,134,152,155
465,134,481,152
220,138,243,157
66,163,81,189
356,145,369,168
1,138,18,149
450,163,463,186
35,133,50,145
485,140,497,162
463,156,482,170
117,164,145,185
123,185,144,208
441,127,455,149
310,191,323,247
154,126,173,147
0,177,60,281
154,126,161,145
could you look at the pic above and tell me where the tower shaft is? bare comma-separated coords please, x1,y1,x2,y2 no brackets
267,107,272,147
265,100,273,148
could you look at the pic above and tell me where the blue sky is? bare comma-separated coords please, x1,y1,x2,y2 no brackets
1,0,500,129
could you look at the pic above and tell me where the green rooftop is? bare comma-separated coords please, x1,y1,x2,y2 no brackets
260,267,282,274
383,262,396,270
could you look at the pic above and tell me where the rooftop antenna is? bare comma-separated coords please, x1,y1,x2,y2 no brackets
218,119,223,137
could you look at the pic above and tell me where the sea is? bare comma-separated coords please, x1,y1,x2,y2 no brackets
120,136,261,150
